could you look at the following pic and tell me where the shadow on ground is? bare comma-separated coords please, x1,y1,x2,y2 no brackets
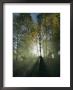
26,56,51,77
13,56,60,77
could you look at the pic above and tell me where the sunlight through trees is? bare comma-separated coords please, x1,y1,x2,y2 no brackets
13,13,60,77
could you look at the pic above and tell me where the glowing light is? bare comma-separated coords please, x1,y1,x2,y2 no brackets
32,44,44,57
51,53,54,59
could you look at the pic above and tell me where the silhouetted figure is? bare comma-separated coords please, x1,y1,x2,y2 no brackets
26,56,50,77
39,56,49,77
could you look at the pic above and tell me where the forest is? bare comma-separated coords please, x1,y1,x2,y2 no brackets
13,13,60,77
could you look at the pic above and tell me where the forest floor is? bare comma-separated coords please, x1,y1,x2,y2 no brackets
26,56,50,77
13,56,60,77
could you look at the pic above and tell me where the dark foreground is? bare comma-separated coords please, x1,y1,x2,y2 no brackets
13,56,60,77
